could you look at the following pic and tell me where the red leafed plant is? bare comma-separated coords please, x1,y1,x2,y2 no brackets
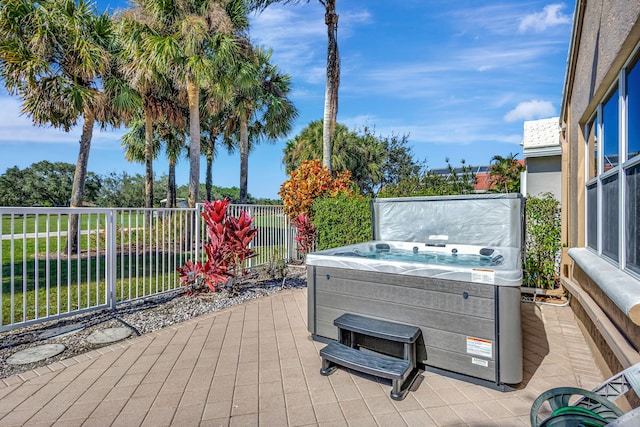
293,213,316,257
177,198,258,295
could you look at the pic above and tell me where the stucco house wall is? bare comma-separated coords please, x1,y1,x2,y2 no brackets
521,117,562,199
524,157,562,199
561,1,640,380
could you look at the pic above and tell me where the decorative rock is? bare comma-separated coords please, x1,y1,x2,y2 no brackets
7,344,66,365
38,323,84,339
86,327,132,345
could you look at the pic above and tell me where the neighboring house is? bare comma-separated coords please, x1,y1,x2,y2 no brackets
520,117,562,200
560,1,640,379
430,163,524,193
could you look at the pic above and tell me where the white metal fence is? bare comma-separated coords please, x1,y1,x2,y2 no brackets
0,204,298,332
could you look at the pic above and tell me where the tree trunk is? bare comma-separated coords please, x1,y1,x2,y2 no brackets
144,107,154,209
187,78,200,208
66,110,95,253
206,153,213,201
168,157,176,208
322,0,339,172
239,115,249,204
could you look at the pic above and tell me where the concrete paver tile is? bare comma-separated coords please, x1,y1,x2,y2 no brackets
364,395,397,415
231,384,258,416
313,401,344,423
259,408,288,425
229,413,258,427
332,383,361,402
172,403,205,425
318,420,348,427
258,368,282,383
343,414,377,426
450,402,492,424
285,390,312,408
200,416,230,427
82,414,118,427
110,411,147,427
375,411,409,427
425,404,465,426
434,385,471,405
58,401,99,422
391,394,422,412
90,398,129,418
287,404,316,426
203,400,233,420
399,409,437,427
139,405,175,426
310,387,338,405
339,398,372,420
0,409,38,426
151,392,183,409
120,395,155,415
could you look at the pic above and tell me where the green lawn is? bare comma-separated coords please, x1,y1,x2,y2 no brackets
1,212,147,236
0,208,293,328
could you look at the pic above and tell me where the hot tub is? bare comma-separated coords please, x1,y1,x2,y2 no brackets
307,194,524,388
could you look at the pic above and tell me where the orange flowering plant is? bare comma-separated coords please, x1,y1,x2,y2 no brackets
278,159,353,220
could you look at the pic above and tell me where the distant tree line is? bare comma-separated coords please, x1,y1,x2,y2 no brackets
0,161,278,208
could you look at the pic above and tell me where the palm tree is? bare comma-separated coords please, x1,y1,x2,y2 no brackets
251,0,339,172
224,46,298,203
121,119,186,207
489,153,525,193
125,0,248,208
282,120,387,194
116,7,192,209
0,0,132,251
200,108,236,201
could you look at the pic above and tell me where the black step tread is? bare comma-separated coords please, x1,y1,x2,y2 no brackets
334,313,421,343
320,342,410,380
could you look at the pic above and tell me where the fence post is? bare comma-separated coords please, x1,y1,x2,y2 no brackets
194,205,201,263
107,209,117,310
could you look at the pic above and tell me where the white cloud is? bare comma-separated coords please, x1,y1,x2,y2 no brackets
250,4,372,86
503,100,555,122
518,4,571,33
0,96,125,148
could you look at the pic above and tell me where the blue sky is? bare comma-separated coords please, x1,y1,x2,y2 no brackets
0,1,573,199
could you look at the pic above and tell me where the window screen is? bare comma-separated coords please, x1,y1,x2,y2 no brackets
627,164,640,273
601,174,619,261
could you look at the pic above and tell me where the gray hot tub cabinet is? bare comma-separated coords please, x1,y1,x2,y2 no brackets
306,194,524,387
307,266,522,386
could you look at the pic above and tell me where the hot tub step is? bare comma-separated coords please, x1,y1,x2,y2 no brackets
334,313,421,344
319,342,417,400
320,342,410,378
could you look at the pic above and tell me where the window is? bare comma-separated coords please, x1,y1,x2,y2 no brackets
585,53,640,273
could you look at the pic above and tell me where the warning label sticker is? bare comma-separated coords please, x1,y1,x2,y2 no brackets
466,336,493,358
471,268,495,284
472,357,489,367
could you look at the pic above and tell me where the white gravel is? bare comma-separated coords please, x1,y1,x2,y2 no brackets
0,265,307,380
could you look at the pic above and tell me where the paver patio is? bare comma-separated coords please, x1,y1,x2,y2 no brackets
0,288,606,426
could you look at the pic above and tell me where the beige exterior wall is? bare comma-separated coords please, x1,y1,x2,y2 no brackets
562,2,640,373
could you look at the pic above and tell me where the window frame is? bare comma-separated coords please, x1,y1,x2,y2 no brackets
584,47,640,278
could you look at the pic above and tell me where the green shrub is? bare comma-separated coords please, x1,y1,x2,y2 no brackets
524,193,561,289
313,193,372,250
